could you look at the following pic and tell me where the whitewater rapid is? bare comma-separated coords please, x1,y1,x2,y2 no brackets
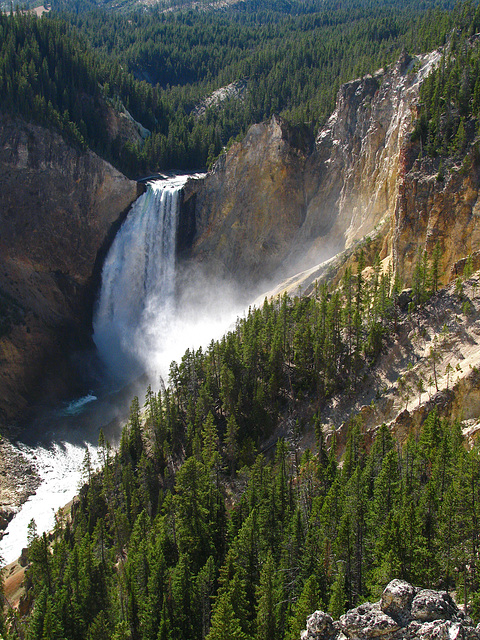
0,404,99,565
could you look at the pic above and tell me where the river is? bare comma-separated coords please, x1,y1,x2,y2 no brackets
0,175,246,565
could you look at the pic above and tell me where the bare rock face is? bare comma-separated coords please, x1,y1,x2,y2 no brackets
301,581,480,640
182,115,312,284
0,438,40,540
182,51,442,288
0,113,141,430
298,51,436,270
394,153,480,288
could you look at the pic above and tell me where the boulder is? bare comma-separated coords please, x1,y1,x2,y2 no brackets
381,579,418,624
410,589,458,623
301,611,337,640
339,602,400,639
300,581,480,640
406,620,479,640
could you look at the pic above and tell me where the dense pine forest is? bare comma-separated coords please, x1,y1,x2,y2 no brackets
3,0,480,638
2,0,480,175
2,249,480,639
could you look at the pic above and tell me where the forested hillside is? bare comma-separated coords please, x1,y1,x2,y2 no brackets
4,0,480,638
3,250,480,639
2,0,479,175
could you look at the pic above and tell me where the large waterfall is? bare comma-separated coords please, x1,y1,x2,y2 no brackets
0,174,248,566
93,176,188,382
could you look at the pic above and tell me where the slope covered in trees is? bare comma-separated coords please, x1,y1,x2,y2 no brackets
0,11,157,173
413,9,480,161
4,250,480,639
0,0,475,175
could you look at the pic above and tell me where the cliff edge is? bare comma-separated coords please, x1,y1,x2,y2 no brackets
182,48,480,294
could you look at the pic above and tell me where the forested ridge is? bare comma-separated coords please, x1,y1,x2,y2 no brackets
3,250,480,639
413,15,480,161
1,0,479,175
4,1,480,638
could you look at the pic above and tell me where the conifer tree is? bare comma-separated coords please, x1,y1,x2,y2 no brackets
255,551,278,640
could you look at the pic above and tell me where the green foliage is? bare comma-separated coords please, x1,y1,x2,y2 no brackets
15,252,480,639
0,0,463,175
414,3,480,159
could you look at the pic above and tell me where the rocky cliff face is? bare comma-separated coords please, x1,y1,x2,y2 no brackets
0,113,141,431
301,580,479,640
181,115,313,284
181,50,445,288
394,150,480,288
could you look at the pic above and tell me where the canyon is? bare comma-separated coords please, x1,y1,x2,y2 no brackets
2,42,480,544
0,113,141,432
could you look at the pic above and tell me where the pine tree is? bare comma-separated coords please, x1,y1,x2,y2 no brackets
286,575,321,640
328,563,347,619
255,551,278,640
207,590,250,640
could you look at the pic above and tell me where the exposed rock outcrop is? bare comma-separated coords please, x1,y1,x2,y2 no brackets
0,438,40,539
182,46,480,299
181,114,313,283
181,50,443,288
394,151,480,289
301,580,479,640
0,113,141,431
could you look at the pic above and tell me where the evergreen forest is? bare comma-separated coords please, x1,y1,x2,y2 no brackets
3,0,480,638
2,249,480,639
2,0,480,175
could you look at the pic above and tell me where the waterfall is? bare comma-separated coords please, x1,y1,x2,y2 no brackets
93,176,188,382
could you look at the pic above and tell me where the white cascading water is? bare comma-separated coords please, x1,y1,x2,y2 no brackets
93,176,188,382
0,440,98,565
1,174,247,566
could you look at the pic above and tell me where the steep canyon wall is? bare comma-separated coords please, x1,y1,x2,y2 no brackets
181,49,480,294
0,113,141,430
4,44,480,431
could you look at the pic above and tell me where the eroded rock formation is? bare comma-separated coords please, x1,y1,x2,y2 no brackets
181,114,313,283
301,580,479,640
181,50,448,288
0,113,141,430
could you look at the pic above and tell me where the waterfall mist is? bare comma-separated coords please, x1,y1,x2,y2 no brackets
93,176,248,389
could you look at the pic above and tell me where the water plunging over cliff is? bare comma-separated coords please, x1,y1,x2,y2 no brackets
93,176,188,382
0,174,249,565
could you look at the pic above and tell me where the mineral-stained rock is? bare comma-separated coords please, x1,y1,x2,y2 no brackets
339,602,400,639
381,578,418,624
181,50,443,290
410,589,458,623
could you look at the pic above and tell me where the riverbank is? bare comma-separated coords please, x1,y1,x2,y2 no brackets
0,439,40,542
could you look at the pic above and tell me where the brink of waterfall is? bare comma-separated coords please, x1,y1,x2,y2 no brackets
93,176,188,383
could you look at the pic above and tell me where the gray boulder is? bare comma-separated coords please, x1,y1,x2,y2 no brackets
300,581,480,640
381,579,418,625
301,610,337,640
405,620,479,640
339,602,400,639
410,589,458,623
